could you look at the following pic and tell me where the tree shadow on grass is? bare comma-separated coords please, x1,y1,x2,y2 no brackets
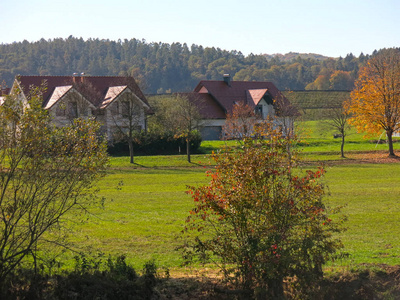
133,162,147,168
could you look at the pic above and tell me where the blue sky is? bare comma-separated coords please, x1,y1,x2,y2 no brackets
2,0,399,57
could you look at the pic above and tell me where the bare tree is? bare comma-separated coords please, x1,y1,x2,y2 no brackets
273,93,299,139
222,96,298,142
222,101,260,140
172,94,203,163
322,102,351,158
110,92,145,164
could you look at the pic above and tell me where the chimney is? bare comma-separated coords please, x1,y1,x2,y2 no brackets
72,72,85,83
72,72,79,83
223,74,231,87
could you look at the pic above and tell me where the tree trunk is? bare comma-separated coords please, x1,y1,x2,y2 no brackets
267,278,285,300
341,134,345,158
186,137,191,163
387,130,396,157
128,138,134,164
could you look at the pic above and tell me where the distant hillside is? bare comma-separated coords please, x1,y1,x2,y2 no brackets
264,52,331,62
0,37,371,93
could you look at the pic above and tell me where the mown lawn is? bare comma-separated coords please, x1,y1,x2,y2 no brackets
200,120,400,157
66,159,400,272
326,163,400,266
65,120,400,272
70,167,205,268
296,120,400,154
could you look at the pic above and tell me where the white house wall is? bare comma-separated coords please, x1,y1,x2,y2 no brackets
102,92,147,142
48,90,95,127
199,119,225,140
199,116,294,140
257,99,275,119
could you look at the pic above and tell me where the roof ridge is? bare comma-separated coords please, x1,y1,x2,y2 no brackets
19,75,130,78
200,79,275,83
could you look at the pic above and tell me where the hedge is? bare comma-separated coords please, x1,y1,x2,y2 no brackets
108,131,202,156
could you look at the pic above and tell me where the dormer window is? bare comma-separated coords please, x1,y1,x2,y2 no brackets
121,101,130,118
111,101,119,115
56,104,66,116
81,105,88,116
68,101,78,118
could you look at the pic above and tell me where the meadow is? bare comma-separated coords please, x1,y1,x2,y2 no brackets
67,121,400,275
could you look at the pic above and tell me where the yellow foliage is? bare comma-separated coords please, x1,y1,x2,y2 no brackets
346,49,400,137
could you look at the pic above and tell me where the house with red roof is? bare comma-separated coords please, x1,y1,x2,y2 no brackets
187,75,297,140
8,75,152,141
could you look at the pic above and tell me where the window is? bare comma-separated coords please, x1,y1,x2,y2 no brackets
110,101,119,116
56,103,66,116
255,105,263,116
121,101,130,118
68,101,78,118
81,105,88,116
121,99,141,119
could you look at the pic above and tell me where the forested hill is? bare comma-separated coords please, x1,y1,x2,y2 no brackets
0,37,373,94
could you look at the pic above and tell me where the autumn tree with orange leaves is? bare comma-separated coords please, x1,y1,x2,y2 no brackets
183,121,345,298
346,48,400,157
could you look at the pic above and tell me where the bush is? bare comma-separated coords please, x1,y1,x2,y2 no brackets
183,121,346,298
108,130,202,156
0,254,160,300
0,88,109,285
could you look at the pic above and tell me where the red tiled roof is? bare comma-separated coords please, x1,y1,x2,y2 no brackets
101,86,128,109
16,75,152,113
246,89,269,106
179,92,226,119
1,87,10,96
44,85,73,109
193,80,297,117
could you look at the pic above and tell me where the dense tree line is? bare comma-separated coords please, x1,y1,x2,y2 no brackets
0,36,376,93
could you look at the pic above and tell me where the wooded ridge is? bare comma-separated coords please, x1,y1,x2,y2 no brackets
0,36,386,94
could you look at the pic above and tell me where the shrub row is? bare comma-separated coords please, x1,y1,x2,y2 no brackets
108,131,202,156
1,254,160,300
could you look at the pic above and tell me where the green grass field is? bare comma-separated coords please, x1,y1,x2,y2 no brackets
72,162,400,271
65,121,400,273
200,120,400,157
326,163,400,266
